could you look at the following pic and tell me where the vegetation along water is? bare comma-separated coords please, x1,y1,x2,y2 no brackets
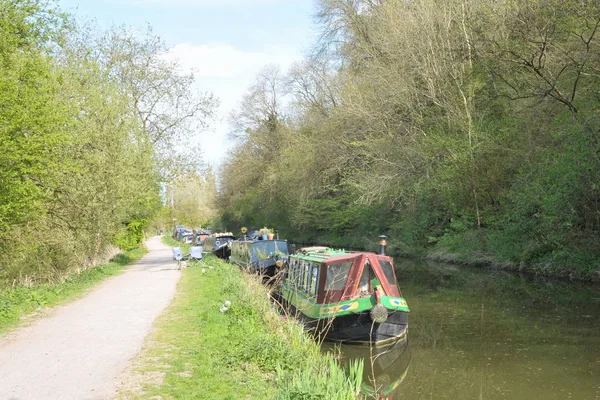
217,0,600,281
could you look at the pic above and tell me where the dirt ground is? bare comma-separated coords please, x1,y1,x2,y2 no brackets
0,236,181,400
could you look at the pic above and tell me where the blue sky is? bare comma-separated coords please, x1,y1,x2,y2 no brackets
58,0,318,168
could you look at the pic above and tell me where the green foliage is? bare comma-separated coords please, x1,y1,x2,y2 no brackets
218,0,600,279
275,359,364,400
0,9,69,232
113,219,148,251
487,120,600,277
0,1,215,286
168,170,218,227
162,235,191,253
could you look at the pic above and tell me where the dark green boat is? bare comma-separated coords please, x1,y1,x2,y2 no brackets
278,241,409,345
203,233,236,259
229,239,289,281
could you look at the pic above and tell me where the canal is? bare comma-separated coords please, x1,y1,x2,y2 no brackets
327,259,600,399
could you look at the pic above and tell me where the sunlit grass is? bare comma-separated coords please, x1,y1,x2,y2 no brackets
162,235,191,253
118,254,364,399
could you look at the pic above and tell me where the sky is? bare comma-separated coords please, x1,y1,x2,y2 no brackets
57,0,318,169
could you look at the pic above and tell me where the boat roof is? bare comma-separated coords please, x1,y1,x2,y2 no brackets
211,232,235,238
234,238,287,243
291,247,364,263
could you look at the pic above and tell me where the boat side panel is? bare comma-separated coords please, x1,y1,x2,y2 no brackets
316,261,327,304
279,284,409,319
278,289,408,344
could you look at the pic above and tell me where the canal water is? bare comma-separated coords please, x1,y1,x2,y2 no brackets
325,259,600,399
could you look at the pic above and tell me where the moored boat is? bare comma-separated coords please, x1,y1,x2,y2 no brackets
203,232,236,259
229,238,289,281
193,229,211,245
278,237,409,345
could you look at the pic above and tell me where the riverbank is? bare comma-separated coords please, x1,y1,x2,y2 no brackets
424,246,600,283
0,247,147,334
286,234,600,282
117,243,363,399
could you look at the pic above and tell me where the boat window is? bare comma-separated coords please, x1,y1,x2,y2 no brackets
295,260,302,287
325,262,352,291
304,262,312,293
298,261,305,290
359,262,372,292
297,261,304,288
312,266,319,297
253,240,289,261
271,240,289,255
288,259,297,285
379,259,395,285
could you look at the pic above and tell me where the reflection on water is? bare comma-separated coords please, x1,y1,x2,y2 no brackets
323,336,412,399
324,259,600,399
395,259,600,399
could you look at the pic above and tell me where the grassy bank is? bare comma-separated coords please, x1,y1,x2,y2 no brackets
0,248,147,334
423,228,600,282
162,236,191,253
118,252,363,399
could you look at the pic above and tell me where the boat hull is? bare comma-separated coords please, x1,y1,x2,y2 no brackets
325,309,408,344
279,295,408,345
213,244,231,259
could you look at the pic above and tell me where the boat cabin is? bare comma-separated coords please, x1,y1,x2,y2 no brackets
280,245,409,344
230,239,289,279
193,229,211,245
286,248,401,304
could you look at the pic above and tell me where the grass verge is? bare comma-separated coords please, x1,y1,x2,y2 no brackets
162,236,191,253
0,247,147,334
118,252,364,400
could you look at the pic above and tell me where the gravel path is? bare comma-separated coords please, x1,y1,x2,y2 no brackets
0,236,181,400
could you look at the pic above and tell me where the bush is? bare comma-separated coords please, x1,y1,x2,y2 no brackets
113,219,147,251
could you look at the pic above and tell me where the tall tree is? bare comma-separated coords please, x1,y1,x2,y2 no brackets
99,25,218,179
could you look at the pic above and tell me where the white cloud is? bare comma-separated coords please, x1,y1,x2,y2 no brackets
168,42,298,80
129,0,299,5
166,42,302,168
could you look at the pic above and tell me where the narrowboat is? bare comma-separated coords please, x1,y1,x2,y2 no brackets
278,237,409,345
203,232,236,259
229,238,289,281
192,229,211,245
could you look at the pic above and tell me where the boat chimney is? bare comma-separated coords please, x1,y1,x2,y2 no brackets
378,235,388,255
276,230,279,240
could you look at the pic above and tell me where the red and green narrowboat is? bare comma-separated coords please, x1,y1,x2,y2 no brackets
279,238,409,345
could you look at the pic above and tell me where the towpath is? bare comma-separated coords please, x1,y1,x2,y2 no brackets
0,236,180,400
